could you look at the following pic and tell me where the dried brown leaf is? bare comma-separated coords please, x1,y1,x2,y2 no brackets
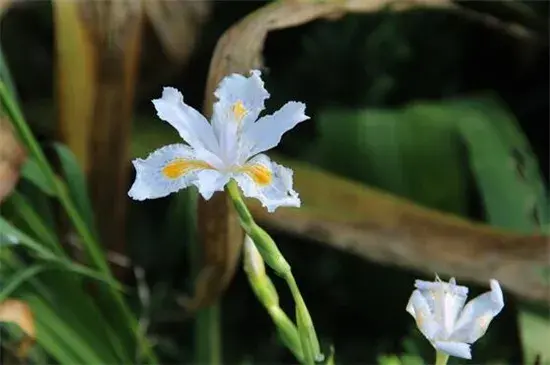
144,0,212,64
53,0,143,266
249,156,550,303
0,299,35,358
185,0,539,311
0,116,26,204
185,0,456,312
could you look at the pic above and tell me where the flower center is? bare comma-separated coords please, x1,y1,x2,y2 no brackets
162,159,212,179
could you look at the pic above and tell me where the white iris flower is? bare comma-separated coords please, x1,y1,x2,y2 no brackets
128,70,309,212
406,276,504,360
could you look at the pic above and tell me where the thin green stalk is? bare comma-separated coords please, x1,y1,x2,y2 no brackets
226,180,321,364
435,351,449,365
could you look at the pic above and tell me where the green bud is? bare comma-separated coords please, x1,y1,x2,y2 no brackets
268,306,304,362
243,235,279,307
249,226,291,277
296,295,323,365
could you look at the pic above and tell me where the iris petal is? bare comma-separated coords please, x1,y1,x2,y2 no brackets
233,154,300,213
450,279,504,344
152,87,219,154
241,101,309,160
128,144,215,200
434,341,472,359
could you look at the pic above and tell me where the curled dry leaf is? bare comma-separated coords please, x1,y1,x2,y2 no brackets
0,116,26,204
185,0,458,312
0,299,36,358
249,156,550,303
144,0,212,64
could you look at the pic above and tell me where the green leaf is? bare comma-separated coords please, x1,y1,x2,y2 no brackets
455,95,550,364
0,43,18,102
52,143,98,236
316,103,467,215
19,158,56,196
22,293,115,364
456,96,548,233
0,264,49,302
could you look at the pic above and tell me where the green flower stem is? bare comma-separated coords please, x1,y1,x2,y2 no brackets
243,236,303,361
0,81,158,363
226,180,321,365
435,351,449,365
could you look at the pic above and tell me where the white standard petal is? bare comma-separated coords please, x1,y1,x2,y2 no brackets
128,144,216,201
414,277,468,338
406,290,441,341
450,279,504,344
152,87,219,154
213,69,269,127
241,101,309,159
233,154,300,213
434,341,472,359
211,70,270,164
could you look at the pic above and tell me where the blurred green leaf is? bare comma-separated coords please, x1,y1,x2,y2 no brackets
454,96,549,364
0,264,49,302
19,158,56,196
316,103,467,215
0,43,18,101
52,143,98,237
456,97,548,233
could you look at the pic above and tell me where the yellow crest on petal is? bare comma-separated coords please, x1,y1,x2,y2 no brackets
232,100,247,122
162,159,212,179
242,164,272,186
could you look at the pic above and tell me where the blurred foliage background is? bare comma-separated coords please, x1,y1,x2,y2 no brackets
0,0,549,364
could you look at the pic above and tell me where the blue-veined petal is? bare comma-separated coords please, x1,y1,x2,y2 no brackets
128,144,216,200
434,341,472,359
152,87,219,154
406,290,441,341
450,279,504,344
241,101,309,160
211,70,270,164
233,154,300,213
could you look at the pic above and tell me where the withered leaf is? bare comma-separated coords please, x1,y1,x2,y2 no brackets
0,299,36,358
144,0,212,64
0,116,26,204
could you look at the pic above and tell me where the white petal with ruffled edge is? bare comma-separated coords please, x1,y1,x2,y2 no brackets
211,70,270,164
233,154,300,213
152,87,220,155
128,144,217,200
241,101,309,160
450,279,504,344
